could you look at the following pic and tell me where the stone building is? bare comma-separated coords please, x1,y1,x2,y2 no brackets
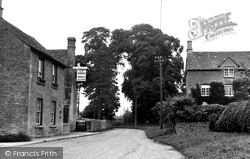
186,40,250,97
0,2,77,137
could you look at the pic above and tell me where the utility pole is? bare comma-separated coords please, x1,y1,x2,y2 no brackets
135,95,137,126
155,56,166,129
132,81,138,127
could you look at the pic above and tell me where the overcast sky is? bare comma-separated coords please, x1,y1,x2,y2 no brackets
2,0,250,115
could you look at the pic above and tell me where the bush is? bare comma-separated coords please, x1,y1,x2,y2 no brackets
208,113,220,131
199,104,226,121
215,100,250,132
209,82,225,104
170,96,196,122
190,83,202,105
233,79,250,101
191,82,236,105
176,104,226,122
0,132,31,142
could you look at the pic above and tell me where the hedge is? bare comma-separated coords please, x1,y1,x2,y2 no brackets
0,133,31,142
214,100,250,132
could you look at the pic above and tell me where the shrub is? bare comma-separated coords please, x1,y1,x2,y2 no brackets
215,100,250,132
208,113,220,131
233,79,250,101
191,82,236,105
199,104,226,121
209,82,224,104
0,132,31,142
191,83,202,105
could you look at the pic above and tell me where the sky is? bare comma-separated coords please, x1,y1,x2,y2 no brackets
2,0,250,116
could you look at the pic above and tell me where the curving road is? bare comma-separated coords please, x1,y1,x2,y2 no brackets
24,129,185,159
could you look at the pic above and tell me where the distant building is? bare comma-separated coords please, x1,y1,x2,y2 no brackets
0,3,77,137
186,41,250,97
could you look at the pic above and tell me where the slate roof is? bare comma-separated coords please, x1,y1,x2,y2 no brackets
0,18,67,67
186,51,250,70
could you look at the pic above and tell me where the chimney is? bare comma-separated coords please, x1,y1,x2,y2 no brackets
187,40,193,55
67,37,76,67
0,0,3,18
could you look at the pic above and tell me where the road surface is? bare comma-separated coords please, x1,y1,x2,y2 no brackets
24,129,185,159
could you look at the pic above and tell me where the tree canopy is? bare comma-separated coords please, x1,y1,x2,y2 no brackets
79,27,121,120
77,24,184,122
112,24,184,123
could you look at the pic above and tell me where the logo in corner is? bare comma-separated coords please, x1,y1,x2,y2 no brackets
188,13,237,41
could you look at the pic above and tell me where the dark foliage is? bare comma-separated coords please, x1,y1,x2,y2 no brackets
117,24,184,123
191,83,202,105
208,113,220,131
209,82,224,104
233,78,250,101
0,133,31,142
191,82,235,105
79,27,121,120
215,100,250,132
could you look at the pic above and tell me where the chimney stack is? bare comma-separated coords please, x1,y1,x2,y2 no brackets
67,37,76,67
0,0,3,18
187,40,193,55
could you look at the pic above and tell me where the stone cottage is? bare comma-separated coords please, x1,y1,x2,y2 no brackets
0,3,77,137
186,40,250,97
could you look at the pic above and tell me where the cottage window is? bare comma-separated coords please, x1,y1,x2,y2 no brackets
52,64,57,84
51,101,56,125
224,67,234,77
38,58,44,79
36,98,43,125
201,85,210,96
225,85,234,97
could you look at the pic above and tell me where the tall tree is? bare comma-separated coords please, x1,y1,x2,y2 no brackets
81,27,120,120
111,24,184,123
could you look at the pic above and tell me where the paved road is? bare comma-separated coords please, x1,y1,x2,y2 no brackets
23,129,185,159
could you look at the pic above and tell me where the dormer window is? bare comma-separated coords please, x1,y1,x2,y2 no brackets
224,67,234,77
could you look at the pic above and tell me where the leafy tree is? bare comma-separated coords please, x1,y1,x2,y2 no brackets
112,24,184,123
80,27,121,120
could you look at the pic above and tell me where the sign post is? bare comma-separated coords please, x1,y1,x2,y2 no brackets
73,63,87,82
73,63,88,118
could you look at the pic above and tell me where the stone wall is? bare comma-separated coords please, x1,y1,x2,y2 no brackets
27,50,65,137
85,119,112,132
0,23,30,134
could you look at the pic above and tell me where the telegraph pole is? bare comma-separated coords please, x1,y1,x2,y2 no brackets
155,56,166,129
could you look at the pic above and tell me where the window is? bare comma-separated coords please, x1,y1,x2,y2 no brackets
52,64,57,84
225,85,234,96
224,67,234,77
201,85,210,96
51,101,56,125
38,58,44,79
36,98,43,125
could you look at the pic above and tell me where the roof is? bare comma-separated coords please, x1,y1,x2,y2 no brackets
0,18,67,67
186,51,250,70
47,50,68,66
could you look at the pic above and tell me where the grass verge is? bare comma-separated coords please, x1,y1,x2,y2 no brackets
144,122,250,159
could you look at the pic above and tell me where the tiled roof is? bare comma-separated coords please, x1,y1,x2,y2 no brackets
186,51,250,70
0,18,67,67
47,50,68,66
